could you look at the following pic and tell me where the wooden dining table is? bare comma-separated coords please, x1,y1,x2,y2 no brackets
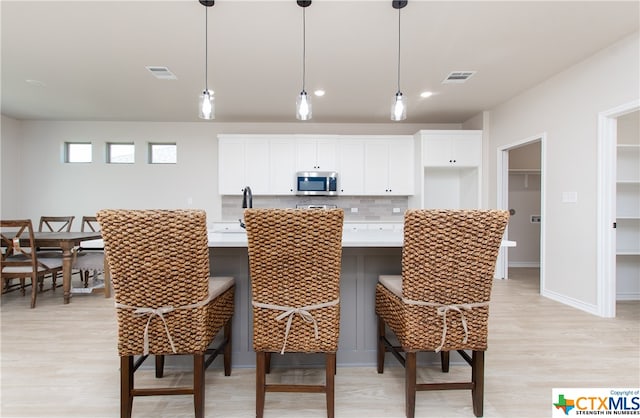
32,231,111,304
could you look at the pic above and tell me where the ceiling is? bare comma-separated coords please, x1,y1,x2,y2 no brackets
2,1,639,124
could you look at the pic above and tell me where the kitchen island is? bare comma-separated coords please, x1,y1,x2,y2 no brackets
207,223,514,368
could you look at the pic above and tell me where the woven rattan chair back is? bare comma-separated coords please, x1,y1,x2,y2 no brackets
97,209,210,355
245,208,344,353
403,208,508,305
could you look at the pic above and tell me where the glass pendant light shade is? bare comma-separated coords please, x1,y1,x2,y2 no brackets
199,89,215,120
391,91,406,121
296,90,312,120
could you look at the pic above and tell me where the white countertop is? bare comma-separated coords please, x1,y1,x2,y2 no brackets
208,222,516,248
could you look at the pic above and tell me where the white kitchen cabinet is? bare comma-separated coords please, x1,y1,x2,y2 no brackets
363,136,414,195
218,135,269,195
337,138,365,195
417,130,482,209
422,130,482,167
295,137,338,171
269,138,296,194
616,143,640,300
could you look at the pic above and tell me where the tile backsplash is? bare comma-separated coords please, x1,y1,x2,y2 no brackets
222,195,408,222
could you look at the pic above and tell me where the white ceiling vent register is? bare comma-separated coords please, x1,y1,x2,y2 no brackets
145,66,177,80
442,71,476,84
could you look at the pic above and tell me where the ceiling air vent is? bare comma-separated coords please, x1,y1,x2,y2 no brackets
442,71,476,84
145,66,177,80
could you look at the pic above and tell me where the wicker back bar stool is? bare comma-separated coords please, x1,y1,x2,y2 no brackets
244,208,344,418
96,209,234,418
375,209,509,418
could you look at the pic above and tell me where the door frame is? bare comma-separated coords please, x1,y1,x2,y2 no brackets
497,134,546,287
597,99,640,318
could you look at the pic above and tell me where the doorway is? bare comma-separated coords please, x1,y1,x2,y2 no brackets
597,100,640,318
497,134,545,292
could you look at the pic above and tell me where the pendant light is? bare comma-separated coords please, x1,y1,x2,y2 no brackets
391,0,407,121
198,0,215,120
296,1,312,121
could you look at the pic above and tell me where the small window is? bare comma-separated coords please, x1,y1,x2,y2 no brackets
107,143,135,164
149,143,177,164
65,142,92,163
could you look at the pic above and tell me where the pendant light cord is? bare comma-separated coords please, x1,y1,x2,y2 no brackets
204,7,209,91
396,7,401,93
302,7,306,93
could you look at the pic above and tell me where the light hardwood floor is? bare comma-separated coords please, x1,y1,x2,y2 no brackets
1,268,638,418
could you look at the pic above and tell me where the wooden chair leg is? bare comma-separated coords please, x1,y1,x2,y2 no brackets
256,351,266,418
405,352,416,418
377,316,386,374
223,319,232,376
30,276,38,308
121,356,134,418
440,351,450,373
155,355,165,378
326,353,336,418
193,354,205,418
265,352,272,374
471,351,484,417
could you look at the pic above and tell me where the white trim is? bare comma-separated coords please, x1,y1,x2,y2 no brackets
497,134,546,291
541,288,599,316
616,292,640,301
596,99,640,318
508,261,540,268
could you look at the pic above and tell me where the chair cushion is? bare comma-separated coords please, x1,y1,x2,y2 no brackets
378,275,402,298
207,276,235,302
73,251,105,271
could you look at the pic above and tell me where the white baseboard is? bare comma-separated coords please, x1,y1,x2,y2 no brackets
616,292,640,301
541,288,600,316
509,261,540,268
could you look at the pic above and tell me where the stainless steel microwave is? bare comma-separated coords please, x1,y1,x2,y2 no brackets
295,171,338,196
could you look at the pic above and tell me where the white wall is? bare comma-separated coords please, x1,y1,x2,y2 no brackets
3,120,457,228
1,115,23,218
487,32,640,308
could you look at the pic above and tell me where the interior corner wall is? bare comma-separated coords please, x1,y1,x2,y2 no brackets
487,32,640,309
1,115,23,218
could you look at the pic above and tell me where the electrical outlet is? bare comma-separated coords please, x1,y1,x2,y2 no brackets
351,208,358,213
392,208,401,213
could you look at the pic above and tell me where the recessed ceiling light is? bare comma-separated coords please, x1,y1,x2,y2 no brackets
420,91,433,98
314,90,325,97
25,79,46,87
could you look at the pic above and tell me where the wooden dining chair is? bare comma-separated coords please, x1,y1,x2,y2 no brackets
37,215,75,290
375,209,509,418
1,219,63,308
73,216,105,289
244,208,344,418
96,209,234,418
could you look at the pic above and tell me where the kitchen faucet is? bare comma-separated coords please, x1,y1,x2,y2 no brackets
242,186,253,209
239,186,252,229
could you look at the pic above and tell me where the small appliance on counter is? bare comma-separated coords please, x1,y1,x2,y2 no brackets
295,171,338,196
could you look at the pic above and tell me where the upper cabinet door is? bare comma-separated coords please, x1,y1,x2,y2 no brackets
218,138,246,195
270,138,296,195
422,131,482,167
387,138,414,195
364,136,414,195
244,138,270,194
295,137,338,171
337,139,365,195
